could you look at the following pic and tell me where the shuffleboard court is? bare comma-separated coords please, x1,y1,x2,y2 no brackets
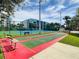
22,33,65,48
16,32,54,40
1,32,67,59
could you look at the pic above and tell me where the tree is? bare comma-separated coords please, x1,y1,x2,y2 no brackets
70,15,79,31
0,0,24,15
54,23,60,31
0,20,3,30
46,23,51,30
49,23,60,31
17,23,24,30
0,0,24,22
63,16,71,30
65,8,79,31
10,24,17,30
0,0,25,33
45,23,60,31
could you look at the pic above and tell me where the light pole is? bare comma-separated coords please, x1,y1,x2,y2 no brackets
39,0,42,34
59,11,62,31
38,0,46,34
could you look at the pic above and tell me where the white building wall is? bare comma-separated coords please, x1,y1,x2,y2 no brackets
21,20,28,29
77,8,79,15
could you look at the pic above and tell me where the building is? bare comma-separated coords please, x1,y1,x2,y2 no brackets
21,20,29,29
21,18,48,30
76,8,79,16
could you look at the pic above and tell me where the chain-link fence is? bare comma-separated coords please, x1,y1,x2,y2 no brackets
0,20,54,37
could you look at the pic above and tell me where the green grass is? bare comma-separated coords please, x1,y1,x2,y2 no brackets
60,34,79,47
0,54,3,59
22,33,65,48
0,48,3,59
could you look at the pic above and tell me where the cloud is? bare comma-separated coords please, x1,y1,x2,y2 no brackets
69,0,79,5
12,9,48,22
12,10,39,21
34,0,50,5
23,0,50,6
57,0,65,5
43,18,61,23
45,6,55,11
45,4,65,13
12,0,79,24
55,5,65,12
70,0,79,3
42,12,61,23
62,4,79,16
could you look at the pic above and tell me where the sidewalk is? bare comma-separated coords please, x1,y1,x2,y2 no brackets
30,42,79,59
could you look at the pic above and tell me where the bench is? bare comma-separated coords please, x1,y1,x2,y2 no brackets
24,32,30,35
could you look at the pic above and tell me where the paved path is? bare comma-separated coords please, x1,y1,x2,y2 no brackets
30,42,79,59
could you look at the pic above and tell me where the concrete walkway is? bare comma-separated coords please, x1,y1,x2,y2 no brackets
30,42,79,59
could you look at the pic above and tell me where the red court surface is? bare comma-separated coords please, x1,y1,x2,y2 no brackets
1,34,67,59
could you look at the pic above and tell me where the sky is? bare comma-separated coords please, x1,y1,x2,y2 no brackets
12,0,79,24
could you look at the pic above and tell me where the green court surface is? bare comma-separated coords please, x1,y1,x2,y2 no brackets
22,33,65,48
16,32,54,40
